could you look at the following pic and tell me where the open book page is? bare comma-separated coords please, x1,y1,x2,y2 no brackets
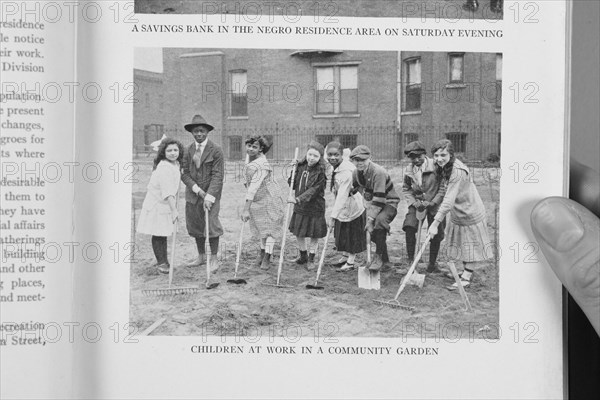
4,0,570,398
78,1,568,398
0,2,76,398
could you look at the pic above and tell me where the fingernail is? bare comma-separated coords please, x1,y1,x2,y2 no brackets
532,200,585,252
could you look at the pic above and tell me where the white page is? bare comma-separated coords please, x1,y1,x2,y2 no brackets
0,2,76,398
3,0,570,398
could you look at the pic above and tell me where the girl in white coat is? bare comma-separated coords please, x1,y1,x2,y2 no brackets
137,138,183,274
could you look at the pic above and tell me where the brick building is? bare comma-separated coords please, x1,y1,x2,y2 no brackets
132,69,166,152
399,51,502,161
133,49,501,161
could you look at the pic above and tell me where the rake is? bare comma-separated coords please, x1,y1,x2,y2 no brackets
262,147,298,289
306,225,333,290
142,192,203,296
373,235,431,310
227,222,248,285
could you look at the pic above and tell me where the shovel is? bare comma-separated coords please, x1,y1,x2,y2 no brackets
204,207,219,290
358,231,380,290
306,226,333,290
227,222,247,285
406,209,427,287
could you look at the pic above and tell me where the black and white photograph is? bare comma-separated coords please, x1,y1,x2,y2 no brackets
130,47,502,338
134,0,505,20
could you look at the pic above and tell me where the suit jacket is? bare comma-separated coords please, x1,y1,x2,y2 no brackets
181,140,224,205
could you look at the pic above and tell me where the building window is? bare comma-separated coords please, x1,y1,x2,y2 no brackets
230,70,247,117
315,65,358,115
404,133,419,147
496,54,502,109
403,58,421,111
315,134,358,150
446,132,467,153
448,53,464,83
143,124,164,145
229,135,243,160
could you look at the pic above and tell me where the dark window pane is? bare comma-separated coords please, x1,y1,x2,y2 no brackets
340,89,358,113
404,133,419,147
229,136,242,160
231,93,247,116
405,84,421,111
496,80,502,109
446,132,467,153
317,89,335,114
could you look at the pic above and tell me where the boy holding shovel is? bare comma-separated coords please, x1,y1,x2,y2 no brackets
350,145,400,272
401,141,446,274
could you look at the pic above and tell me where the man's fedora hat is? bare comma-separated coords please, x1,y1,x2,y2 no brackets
184,114,214,133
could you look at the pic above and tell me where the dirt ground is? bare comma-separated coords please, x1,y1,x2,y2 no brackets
130,157,500,339
135,0,503,20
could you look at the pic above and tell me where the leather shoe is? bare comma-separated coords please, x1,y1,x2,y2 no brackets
186,255,206,267
369,254,383,272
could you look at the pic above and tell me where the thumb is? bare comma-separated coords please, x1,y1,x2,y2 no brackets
531,197,600,335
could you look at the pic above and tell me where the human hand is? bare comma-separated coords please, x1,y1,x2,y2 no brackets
203,199,213,211
287,196,297,204
421,200,432,209
193,185,206,198
328,217,335,229
530,160,600,336
171,210,179,223
365,219,374,234
427,222,439,237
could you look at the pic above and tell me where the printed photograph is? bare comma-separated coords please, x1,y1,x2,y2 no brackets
131,47,502,338
134,0,504,20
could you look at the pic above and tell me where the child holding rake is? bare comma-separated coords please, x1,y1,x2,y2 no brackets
427,139,492,290
136,138,184,274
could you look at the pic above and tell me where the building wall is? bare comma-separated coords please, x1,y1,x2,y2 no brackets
400,51,501,160
133,49,501,162
132,69,166,151
159,48,399,159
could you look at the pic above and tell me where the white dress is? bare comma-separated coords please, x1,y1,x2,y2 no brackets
136,160,181,237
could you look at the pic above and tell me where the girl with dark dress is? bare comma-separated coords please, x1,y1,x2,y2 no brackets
287,141,328,270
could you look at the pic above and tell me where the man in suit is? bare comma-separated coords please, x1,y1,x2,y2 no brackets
181,114,224,272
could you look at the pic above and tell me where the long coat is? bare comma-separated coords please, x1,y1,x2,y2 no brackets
181,140,224,238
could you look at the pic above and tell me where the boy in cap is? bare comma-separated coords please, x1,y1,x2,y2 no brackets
350,145,400,272
402,141,446,273
181,114,224,272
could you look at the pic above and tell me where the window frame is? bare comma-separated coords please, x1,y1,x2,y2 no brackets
448,53,465,84
495,53,502,110
403,57,422,112
445,132,468,154
313,62,360,117
229,69,248,118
